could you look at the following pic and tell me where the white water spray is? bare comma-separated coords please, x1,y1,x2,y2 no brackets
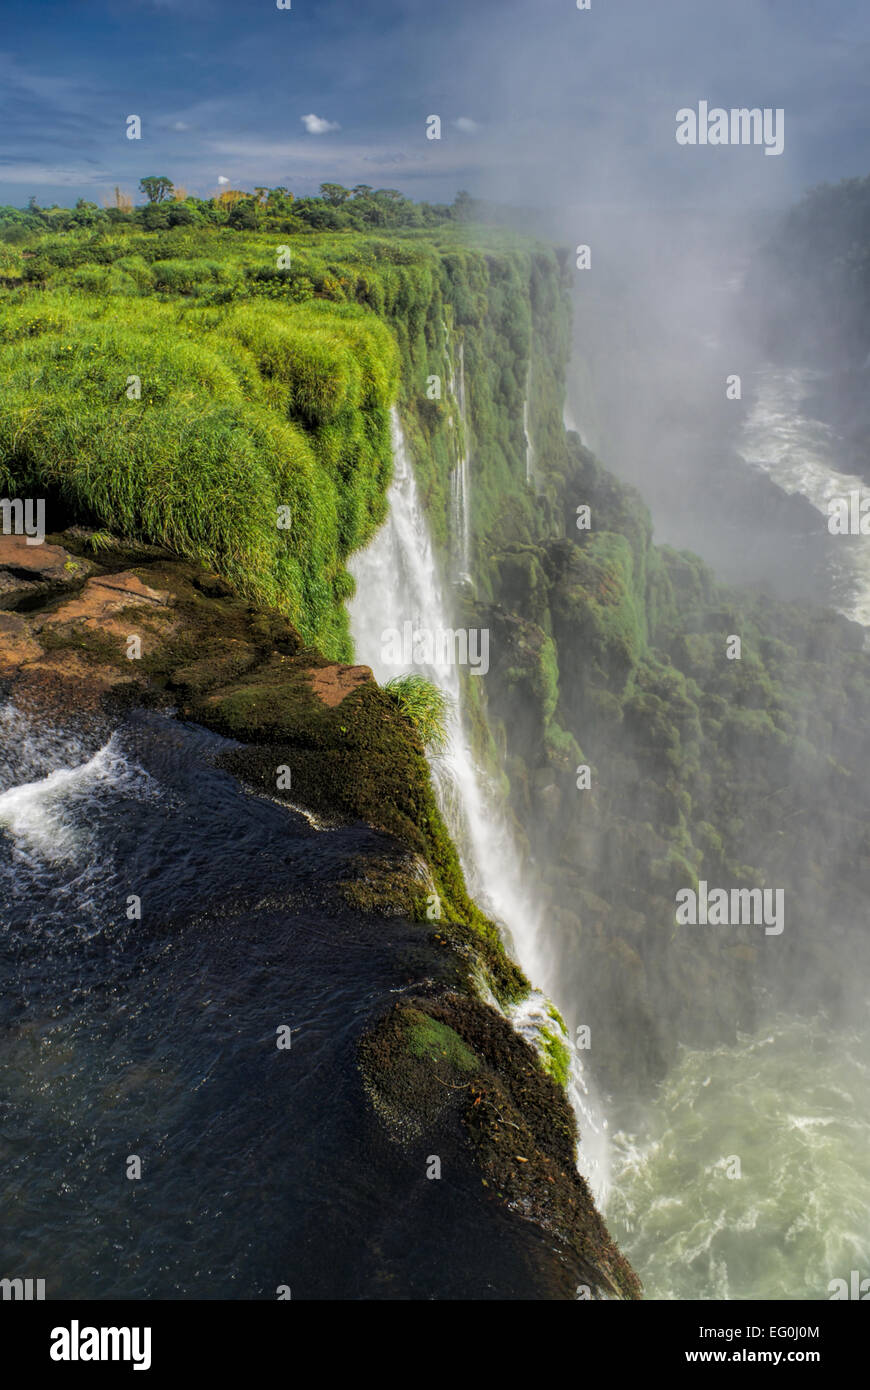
448,338,472,584
0,709,158,863
348,408,610,1200
738,364,870,626
523,363,535,484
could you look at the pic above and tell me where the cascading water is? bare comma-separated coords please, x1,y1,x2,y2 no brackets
523,364,534,483
448,339,472,584
347,407,610,1201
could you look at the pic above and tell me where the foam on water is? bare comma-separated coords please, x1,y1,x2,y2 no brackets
738,364,870,624
0,741,129,859
607,1014,870,1299
0,705,165,939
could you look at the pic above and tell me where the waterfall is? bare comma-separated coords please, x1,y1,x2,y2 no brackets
348,408,610,1201
447,338,471,584
523,364,535,483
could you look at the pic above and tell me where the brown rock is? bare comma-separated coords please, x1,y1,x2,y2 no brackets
35,572,173,640
0,533,93,608
0,611,45,670
303,663,373,707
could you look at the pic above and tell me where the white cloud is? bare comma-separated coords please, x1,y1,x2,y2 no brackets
172,120,189,132
453,117,480,134
217,174,230,184
301,113,341,135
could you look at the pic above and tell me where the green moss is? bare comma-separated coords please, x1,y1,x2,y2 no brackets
546,1003,567,1032
538,1027,571,1089
359,990,641,1298
404,1008,479,1072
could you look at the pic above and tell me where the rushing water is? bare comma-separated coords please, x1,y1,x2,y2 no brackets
607,1015,870,1300
738,364,870,626
347,409,610,1201
0,705,564,1298
584,360,870,1297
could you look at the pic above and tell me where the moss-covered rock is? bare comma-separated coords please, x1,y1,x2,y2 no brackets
359,992,641,1299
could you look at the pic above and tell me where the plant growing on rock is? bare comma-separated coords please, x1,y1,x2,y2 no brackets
384,674,450,752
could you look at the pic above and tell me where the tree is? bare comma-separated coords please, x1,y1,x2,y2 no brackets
320,182,350,206
228,198,261,230
292,197,346,229
168,203,198,227
103,186,132,212
139,176,174,204
71,197,100,226
215,187,246,209
351,184,373,199
140,202,170,229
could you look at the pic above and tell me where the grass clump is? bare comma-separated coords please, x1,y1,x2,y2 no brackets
384,674,450,752
0,289,398,659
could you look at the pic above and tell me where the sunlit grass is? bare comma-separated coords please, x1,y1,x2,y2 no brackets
383,675,451,753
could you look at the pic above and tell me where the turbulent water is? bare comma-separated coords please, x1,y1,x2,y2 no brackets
738,364,870,625
580,360,870,1297
608,1015,870,1300
0,706,560,1298
347,408,610,1200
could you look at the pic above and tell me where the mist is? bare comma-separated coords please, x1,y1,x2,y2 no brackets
2,0,869,1313
430,0,870,1301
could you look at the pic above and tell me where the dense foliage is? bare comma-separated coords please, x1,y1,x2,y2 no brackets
0,208,563,658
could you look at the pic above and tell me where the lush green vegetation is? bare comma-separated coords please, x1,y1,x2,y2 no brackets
0,181,461,238
384,675,450,752
0,204,561,659
6,184,865,1104
467,414,870,1087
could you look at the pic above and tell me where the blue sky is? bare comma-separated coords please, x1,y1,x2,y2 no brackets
0,0,868,211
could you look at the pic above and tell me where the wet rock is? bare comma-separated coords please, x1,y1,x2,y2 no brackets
0,533,93,610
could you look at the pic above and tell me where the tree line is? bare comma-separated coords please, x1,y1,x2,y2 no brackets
0,180,480,238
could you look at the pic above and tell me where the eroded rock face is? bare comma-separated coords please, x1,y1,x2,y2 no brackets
0,536,365,725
